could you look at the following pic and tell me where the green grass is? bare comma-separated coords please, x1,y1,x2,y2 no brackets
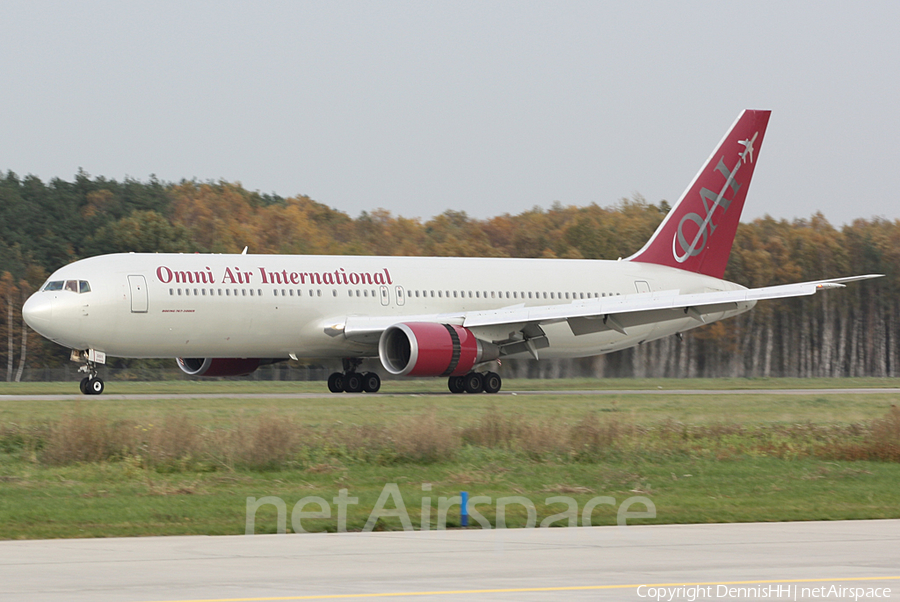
1,378,899,539
1,377,900,426
1,456,898,539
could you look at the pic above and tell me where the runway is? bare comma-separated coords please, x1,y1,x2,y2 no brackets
1,520,899,601
2,387,900,401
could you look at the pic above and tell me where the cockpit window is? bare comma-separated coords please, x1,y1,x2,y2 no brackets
42,280,91,293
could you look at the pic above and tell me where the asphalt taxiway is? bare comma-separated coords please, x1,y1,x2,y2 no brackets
2,387,900,401
1,520,899,601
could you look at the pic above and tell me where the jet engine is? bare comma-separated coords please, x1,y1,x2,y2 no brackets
378,322,500,377
176,357,262,377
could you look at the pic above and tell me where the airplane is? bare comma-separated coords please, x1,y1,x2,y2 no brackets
22,109,880,395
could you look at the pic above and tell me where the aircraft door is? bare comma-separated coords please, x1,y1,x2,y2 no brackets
380,285,390,306
128,275,148,313
634,280,651,294
395,286,405,306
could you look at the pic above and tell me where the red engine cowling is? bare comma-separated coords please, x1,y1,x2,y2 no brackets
378,322,500,377
177,357,261,377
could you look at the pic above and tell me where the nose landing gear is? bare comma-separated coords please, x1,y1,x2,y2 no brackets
79,375,105,395
73,350,105,395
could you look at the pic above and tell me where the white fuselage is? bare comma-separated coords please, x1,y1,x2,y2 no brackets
24,253,752,361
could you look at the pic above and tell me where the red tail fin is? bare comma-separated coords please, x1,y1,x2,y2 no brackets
628,109,771,279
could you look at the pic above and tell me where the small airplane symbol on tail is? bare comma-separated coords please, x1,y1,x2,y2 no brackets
738,132,759,163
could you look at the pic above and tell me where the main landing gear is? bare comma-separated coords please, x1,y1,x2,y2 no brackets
448,371,502,394
327,358,381,393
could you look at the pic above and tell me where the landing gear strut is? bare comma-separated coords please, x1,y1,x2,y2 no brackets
448,371,501,394
327,358,381,394
75,352,105,395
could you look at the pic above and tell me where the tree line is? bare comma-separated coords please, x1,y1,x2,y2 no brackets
1,170,897,379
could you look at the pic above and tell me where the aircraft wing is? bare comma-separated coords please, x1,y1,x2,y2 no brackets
336,275,882,353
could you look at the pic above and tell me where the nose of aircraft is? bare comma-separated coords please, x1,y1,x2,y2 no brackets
22,293,53,331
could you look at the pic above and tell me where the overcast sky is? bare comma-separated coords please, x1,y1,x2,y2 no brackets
1,1,897,225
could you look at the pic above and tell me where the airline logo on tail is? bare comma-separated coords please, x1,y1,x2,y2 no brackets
628,109,771,279
673,130,759,263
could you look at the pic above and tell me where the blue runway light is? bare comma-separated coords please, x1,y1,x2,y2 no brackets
461,491,468,527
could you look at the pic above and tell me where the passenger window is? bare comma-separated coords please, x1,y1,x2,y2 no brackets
169,288,174,295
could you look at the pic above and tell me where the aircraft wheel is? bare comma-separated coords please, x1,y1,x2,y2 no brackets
448,376,465,394
343,372,364,393
463,372,483,394
482,371,502,394
79,377,90,395
87,377,104,395
327,372,344,393
362,372,381,393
